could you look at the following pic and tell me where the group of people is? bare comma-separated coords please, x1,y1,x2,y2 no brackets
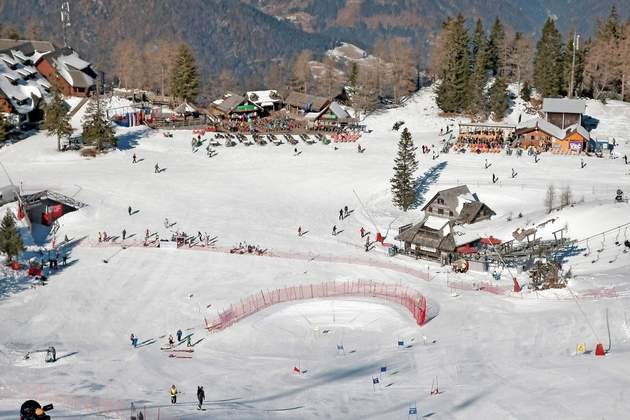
230,242,267,255
456,128,513,152
169,385,206,410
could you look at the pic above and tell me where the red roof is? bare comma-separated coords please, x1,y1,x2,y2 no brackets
480,236,501,245
456,245,477,254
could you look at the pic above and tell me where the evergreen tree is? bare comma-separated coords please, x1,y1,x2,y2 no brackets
520,80,531,102
533,18,564,97
390,128,418,211
436,15,470,113
489,73,509,121
0,210,24,262
348,62,359,89
82,92,117,151
487,17,506,75
43,89,72,151
468,38,489,116
170,44,200,102
0,113,6,143
470,18,486,65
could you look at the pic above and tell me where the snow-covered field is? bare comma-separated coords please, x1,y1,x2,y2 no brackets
1,88,630,419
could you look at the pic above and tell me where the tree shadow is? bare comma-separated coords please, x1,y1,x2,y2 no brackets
131,210,140,215
412,161,448,209
117,128,151,151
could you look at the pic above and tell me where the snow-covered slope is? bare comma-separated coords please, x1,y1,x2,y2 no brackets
0,88,629,419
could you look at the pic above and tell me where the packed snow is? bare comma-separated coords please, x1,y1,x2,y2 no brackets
0,87,629,419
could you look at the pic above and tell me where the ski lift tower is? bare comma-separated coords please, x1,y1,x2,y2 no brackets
60,1,71,47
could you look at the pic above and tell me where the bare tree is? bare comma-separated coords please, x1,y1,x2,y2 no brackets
320,55,341,98
112,40,144,89
351,65,378,118
144,39,180,94
544,184,556,213
560,186,573,208
292,49,313,94
507,33,535,85
386,38,416,104
620,23,630,101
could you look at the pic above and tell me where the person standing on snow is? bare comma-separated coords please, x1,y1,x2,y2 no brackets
132,153,137,164
128,206,132,215
122,229,127,240
360,227,365,238
332,225,337,236
168,335,174,347
130,333,138,347
154,163,160,173
197,386,205,410
170,385,178,404
187,335,192,347
339,209,343,220
176,329,182,342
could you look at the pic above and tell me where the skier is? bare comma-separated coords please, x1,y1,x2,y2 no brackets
122,229,127,240
339,209,343,220
176,329,182,342
492,173,498,184
298,226,302,237
187,335,192,347
168,335,174,347
98,232,102,243
169,385,178,404
366,235,370,249
132,153,137,164
164,217,169,228
62,254,68,266
624,154,628,165
154,163,160,173
360,226,365,238
332,225,337,236
344,205,349,217
128,205,132,215
130,333,138,347
197,386,205,410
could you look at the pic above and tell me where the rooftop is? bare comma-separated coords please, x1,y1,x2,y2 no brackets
542,98,586,115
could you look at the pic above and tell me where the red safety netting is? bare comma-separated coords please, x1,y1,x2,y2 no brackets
204,280,428,332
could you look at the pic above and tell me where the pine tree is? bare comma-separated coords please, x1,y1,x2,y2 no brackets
436,15,470,113
533,19,564,97
489,73,509,121
43,89,72,151
487,17,506,76
348,62,359,89
170,44,200,102
468,37,489,116
470,18,486,65
0,113,6,143
0,210,24,263
520,80,531,102
82,91,117,152
391,128,418,211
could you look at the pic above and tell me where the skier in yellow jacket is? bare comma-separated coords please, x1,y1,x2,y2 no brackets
169,385,178,404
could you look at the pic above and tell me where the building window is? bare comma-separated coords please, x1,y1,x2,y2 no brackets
449,211,453,216
438,208,444,215
437,198,444,204
428,206,432,212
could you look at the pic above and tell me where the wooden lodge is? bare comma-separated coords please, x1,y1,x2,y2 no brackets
421,185,495,225
516,117,590,154
284,91,330,114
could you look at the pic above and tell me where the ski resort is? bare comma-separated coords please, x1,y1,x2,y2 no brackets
1,2,630,420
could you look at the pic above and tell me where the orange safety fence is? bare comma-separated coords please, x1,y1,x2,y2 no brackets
204,280,428,332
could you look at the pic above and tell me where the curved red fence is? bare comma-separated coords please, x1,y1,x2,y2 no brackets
204,280,428,332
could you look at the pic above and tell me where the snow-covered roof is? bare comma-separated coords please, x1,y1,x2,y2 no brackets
517,117,566,139
328,101,351,119
565,123,590,140
422,215,450,231
542,98,586,115
0,48,50,114
48,48,96,89
246,90,281,107
174,101,197,114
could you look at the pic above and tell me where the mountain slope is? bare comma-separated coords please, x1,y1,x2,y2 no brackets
0,0,332,81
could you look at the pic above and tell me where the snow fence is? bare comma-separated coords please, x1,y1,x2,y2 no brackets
204,280,429,332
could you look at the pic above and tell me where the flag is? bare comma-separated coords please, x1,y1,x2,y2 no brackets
380,366,387,373
372,377,379,384
409,407,417,415
293,367,300,373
